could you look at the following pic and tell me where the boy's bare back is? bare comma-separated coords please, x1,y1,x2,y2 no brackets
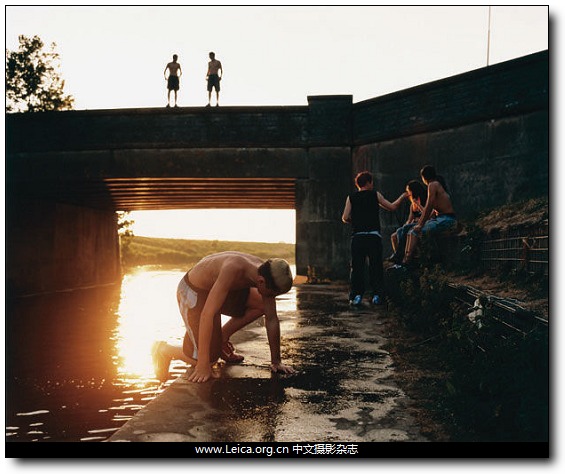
189,252,262,291
428,181,455,215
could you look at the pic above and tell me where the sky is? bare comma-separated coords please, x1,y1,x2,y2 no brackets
3,4,551,244
4,4,549,109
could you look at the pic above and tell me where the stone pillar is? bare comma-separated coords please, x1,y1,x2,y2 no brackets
295,148,352,281
295,96,354,281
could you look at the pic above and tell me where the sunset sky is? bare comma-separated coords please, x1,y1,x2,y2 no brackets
4,4,550,243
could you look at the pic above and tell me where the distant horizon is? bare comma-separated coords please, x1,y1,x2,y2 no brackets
131,234,295,246
129,209,296,244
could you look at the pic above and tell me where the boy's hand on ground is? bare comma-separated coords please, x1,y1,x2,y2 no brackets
270,362,295,374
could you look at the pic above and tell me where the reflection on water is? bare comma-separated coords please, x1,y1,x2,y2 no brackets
5,265,297,442
115,268,186,379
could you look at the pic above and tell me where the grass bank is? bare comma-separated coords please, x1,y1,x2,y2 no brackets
120,235,295,270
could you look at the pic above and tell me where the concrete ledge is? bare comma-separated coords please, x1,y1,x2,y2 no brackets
109,283,429,443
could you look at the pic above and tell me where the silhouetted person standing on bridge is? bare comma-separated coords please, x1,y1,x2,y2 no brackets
164,54,182,107
152,252,295,383
342,171,407,307
206,51,222,107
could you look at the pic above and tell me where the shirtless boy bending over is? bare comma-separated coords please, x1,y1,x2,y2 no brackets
152,252,295,383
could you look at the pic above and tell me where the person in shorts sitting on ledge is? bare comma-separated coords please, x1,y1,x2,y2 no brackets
388,179,428,265
397,165,457,268
151,252,295,383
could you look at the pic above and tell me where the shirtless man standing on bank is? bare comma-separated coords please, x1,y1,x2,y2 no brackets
400,165,457,267
152,252,295,383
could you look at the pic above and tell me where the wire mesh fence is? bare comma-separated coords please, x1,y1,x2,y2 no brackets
480,221,548,276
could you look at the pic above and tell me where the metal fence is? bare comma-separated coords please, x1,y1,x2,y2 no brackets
480,222,548,276
448,282,547,356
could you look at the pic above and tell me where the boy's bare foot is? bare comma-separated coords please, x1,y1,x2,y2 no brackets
221,341,244,363
151,341,172,382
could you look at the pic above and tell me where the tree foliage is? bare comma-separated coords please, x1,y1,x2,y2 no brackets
6,35,74,113
117,211,135,238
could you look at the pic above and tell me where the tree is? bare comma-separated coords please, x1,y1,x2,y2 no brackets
6,35,74,113
117,211,135,268
117,211,135,238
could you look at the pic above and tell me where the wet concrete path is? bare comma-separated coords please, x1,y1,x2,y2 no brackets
109,283,428,443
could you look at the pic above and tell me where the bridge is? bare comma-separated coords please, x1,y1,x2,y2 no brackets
5,50,548,297
5,105,321,211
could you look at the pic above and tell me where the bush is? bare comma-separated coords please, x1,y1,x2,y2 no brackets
386,265,454,335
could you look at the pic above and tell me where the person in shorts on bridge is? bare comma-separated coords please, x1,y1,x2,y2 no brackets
206,51,223,107
151,252,295,383
164,54,182,107
396,165,457,268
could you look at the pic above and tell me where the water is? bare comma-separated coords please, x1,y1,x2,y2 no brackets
5,265,297,443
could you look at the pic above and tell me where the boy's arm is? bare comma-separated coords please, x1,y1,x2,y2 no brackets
187,266,234,383
263,296,294,374
341,196,352,223
405,206,415,224
378,191,407,211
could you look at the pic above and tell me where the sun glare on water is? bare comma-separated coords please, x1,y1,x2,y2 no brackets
114,269,185,379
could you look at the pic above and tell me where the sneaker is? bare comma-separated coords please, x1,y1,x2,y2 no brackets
151,341,171,382
349,295,363,306
371,295,384,305
221,340,244,364
166,104,170,108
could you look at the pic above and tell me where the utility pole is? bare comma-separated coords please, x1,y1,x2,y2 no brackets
486,6,492,66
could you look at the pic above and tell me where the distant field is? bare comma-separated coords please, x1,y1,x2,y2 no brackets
120,236,295,269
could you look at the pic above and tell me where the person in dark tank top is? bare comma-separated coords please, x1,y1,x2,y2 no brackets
342,171,407,306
